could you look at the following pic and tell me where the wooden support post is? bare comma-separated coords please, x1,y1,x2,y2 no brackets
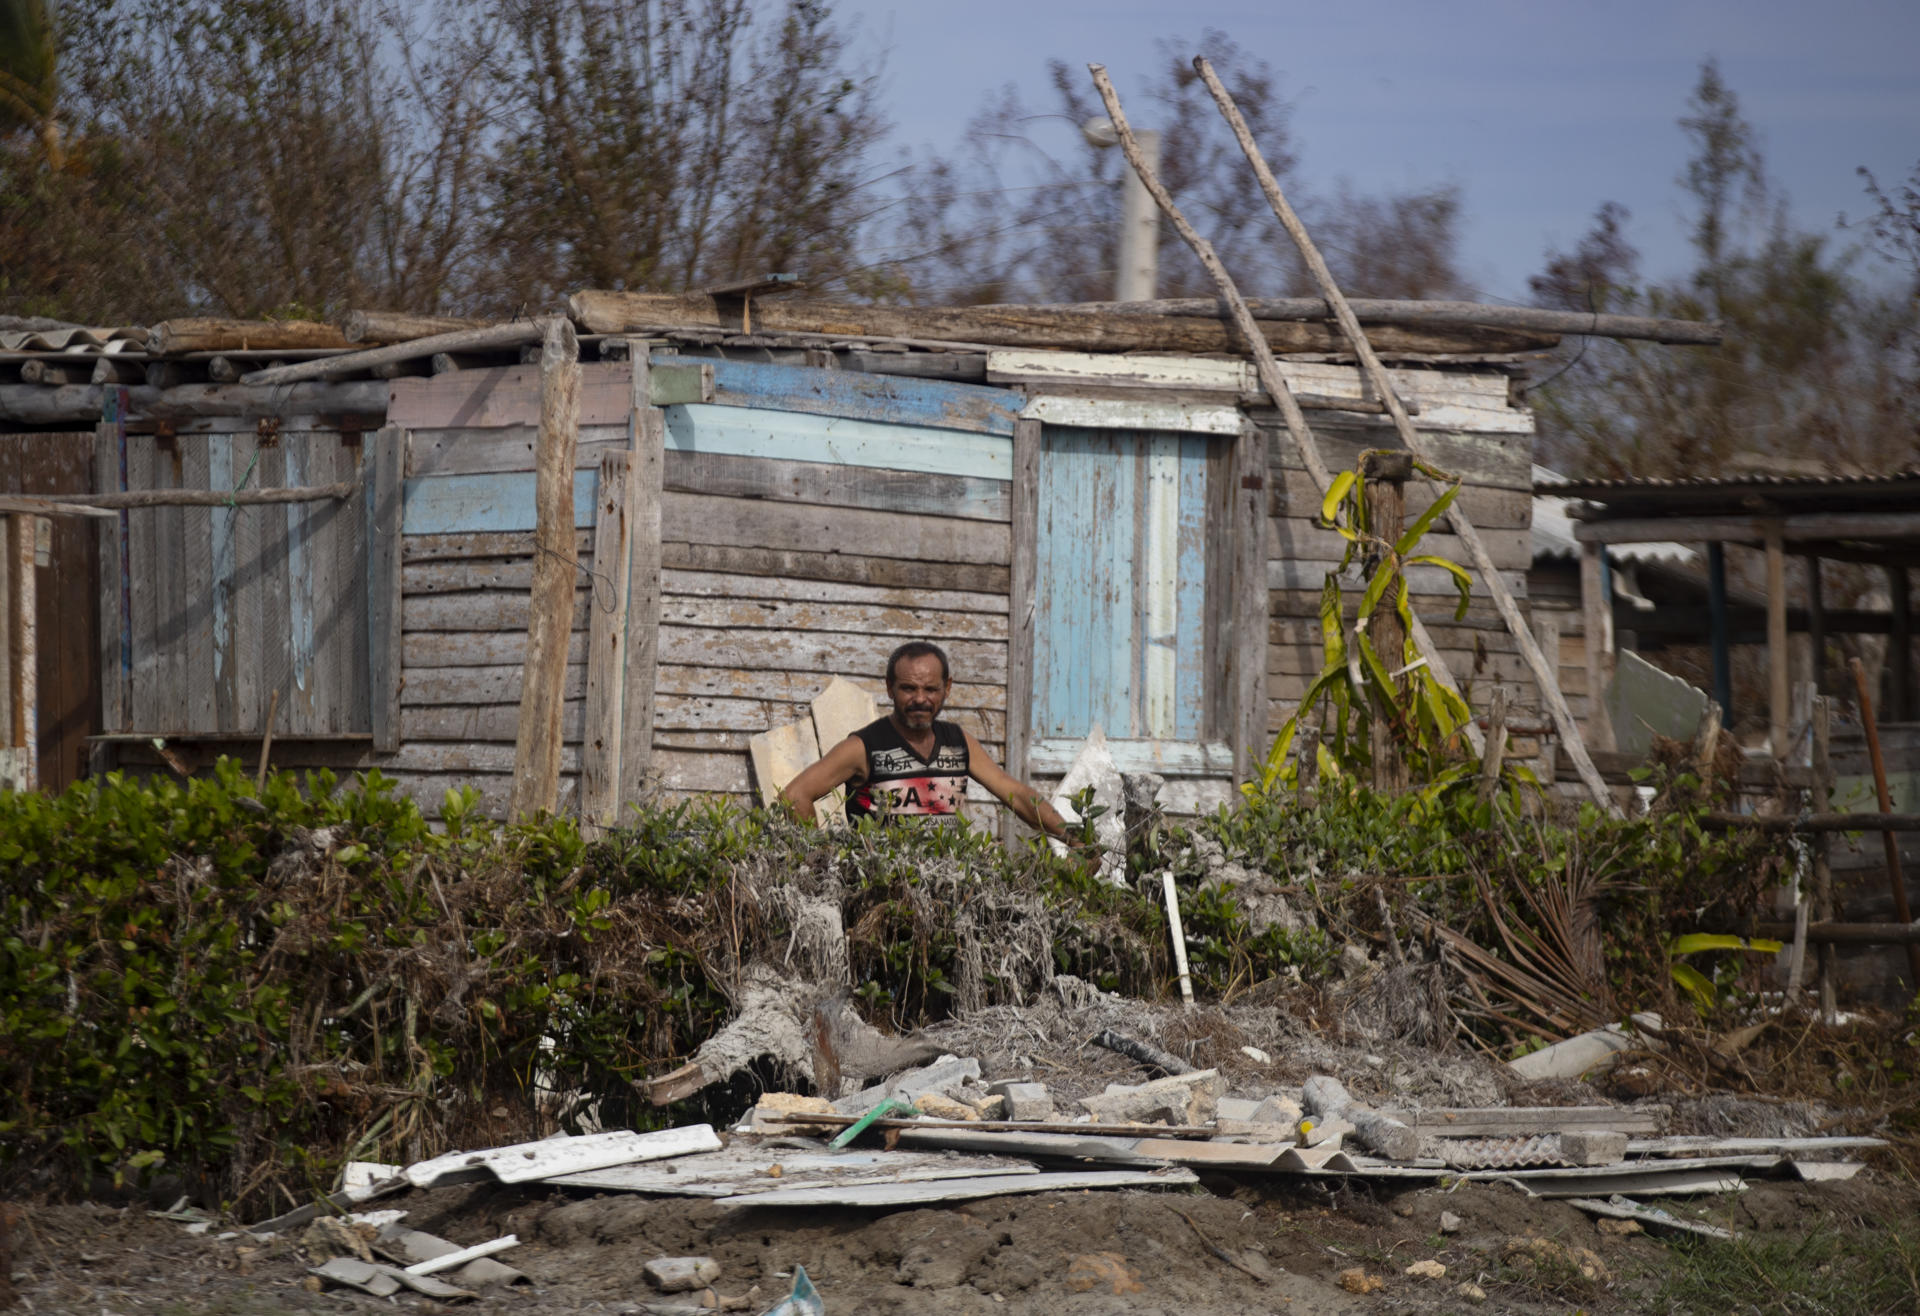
509,320,581,819
1786,680,1816,998
1231,419,1267,788
1082,62,1485,764
1579,541,1616,752
0,515,10,785
1767,528,1789,757
617,343,665,814
580,451,634,827
364,426,405,753
6,513,36,791
1889,565,1912,721
1805,554,1826,697
1847,656,1920,991
1005,417,1039,844
1479,686,1509,803
1707,541,1733,723
1362,449,1411,792
1811,694,1836,1021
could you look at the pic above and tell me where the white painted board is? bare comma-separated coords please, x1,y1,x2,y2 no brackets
717,1166,1199,1208
403,1125,722,1188
548,1146,1039,1197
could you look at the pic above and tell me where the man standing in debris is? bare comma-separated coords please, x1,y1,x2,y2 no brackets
780,641,1075,840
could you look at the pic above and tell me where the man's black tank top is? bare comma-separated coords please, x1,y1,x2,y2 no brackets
846,716,970,821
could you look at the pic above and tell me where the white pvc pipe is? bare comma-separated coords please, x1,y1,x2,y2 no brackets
1163,872,1194,1005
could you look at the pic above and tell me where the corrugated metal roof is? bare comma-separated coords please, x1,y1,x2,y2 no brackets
1531,465,1695,567
0,325,149,354
1534,469,1920,497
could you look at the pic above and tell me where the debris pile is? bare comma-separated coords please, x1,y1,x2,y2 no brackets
257,1028,1886,1306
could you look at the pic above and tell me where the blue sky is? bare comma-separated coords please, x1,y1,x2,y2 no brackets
835,0,1920,301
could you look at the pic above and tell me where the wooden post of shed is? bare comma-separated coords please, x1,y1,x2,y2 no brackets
1707,541,1733,724
580,450,633,827
1005,416,1039,844
1362,449,1411,792
3,513,36,791
1810,693,1836,1020
1805,554,1826,697
1230,418,1268,788
1889,565,1912,721
617,340,666,814
1579,540,1616,752
1766,527,1789,757
509,319,581,819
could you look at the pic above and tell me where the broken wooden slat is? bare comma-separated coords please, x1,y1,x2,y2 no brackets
1622,1135,1886,1157
715,1166,1199,1208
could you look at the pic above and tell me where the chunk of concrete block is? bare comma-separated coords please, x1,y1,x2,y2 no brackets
987,1081,1053,1122
1251,1094,1304,1127
645,1257,721,1293
1079,1069,1223,1125
1557,1130,1628,1166
914,1092,979,1121
1302,1117,1355,1148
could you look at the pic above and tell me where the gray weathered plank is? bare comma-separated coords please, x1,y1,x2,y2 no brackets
1270,516,1534,573
1232,420,1267,784
181,439,217,733
664,448,1009,523
406,423,628,477
620,351,665,815
1005,418,1038,823
227,434,265,733
404,589,591,633
581,450,633,824
663,491,1011,566
1264,424,1532,492
93,420,126,734
653,664,1004,712
367,426,406,750
660,595,1006,641
663,542,1010,595
387,362,631,430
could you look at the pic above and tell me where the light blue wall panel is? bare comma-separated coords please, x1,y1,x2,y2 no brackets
403,469,600,535
663,403,1012,482
666,355,1022,436
1172,434,1209,740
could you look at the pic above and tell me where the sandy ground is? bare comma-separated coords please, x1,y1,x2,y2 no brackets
9,1168,1914,1315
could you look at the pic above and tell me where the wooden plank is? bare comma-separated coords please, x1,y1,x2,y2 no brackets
1270,465,1529,529
989,350,1517,407
1265,425,1532,491
366,426,405,751
386,361,631,430
6,514,33,784
660,595,1005,641
547,1146,1038,1198
683,355,1020,436
653,665,1004,713
328,434,371,733
208,433,236,732
0,516,11,767
661,569,1006,615
404,589,590,633
1269,558,1530,597
664,448,1009,523
406,423,628,478
385,771,579,820
402,664,587,706
1006,418,1039,815
228,435,266,733
664,402,1012,481
643,747,752,795
1233,420,1267,783
1581,540,1616,752
1271,516,1534,573
1030,738,1233,776
808,675,877,824
403,468,599,536
658,627,1005,684
1022,395,1243,436
1034,428,1137,739
179,439,216,734
664,542,1010,595
580,451,633,824
511,321,582,818
404,700,585,743
620,349,666,815
663,491,1010,565
254,441,293,738
406,1126,721,1189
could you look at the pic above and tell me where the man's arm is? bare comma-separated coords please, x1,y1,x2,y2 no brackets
962,729,1072,840
777,735,868,824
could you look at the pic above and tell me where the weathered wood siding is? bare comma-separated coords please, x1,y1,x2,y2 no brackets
0,431,99,790
1263,364,1540,745
105,429,369,738
382,356,1018,821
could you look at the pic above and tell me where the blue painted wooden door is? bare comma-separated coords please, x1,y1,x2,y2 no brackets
1033,429,1210,742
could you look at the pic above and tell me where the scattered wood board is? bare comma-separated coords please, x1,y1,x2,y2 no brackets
715,1166,1199,1208
748,719,819,807
1623,1136,1885,1157
1380,1106,1667,1137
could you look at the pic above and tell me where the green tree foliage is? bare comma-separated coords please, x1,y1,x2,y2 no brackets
1529,59,1918,482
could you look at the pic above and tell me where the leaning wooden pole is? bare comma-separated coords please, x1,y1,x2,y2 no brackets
510,318,583,819
1085,63,1483,758
1187,55,1616,814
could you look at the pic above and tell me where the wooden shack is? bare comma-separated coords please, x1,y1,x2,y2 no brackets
2,299,1565,824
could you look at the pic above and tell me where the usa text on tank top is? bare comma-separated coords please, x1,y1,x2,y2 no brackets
847,716,970,821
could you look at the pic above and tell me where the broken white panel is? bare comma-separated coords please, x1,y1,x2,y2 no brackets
340,1161,404,1192
717,1166,1198,1208
1047,725,1126,884
308,1257,476,1301
887,1127,1171,1167
1565,1196,1737,1240
549,1145,1038,1197
403,1125,721,1188
1493,1166,1749,1199
1791,1161,1865,1182
748,719,820,809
